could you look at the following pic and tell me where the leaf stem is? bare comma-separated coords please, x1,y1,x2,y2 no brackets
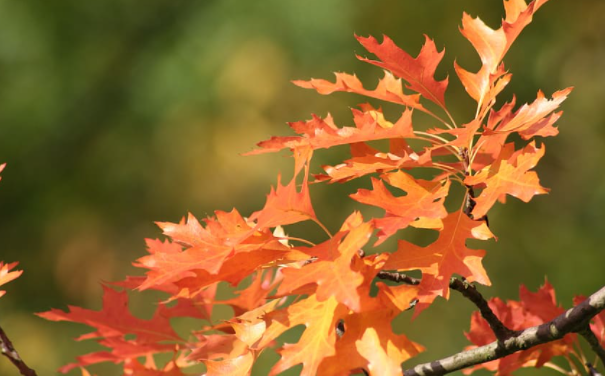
279,236,316,246
312,218,333,238
544,361,572,375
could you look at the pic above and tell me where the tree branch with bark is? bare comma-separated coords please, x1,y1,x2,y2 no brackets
0,324,37,376
402,285,605,376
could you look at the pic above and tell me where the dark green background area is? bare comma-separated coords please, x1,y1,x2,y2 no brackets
0,0,603,374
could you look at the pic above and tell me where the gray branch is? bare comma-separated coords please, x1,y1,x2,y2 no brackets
403,285,605,376
0,324,38,376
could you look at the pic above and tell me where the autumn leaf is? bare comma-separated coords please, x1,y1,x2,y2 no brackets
0,261,22,298
123,356,189,376
276,219,374,311
37,286,183,373
351,171,449,244
315,140,432,184
293,70,423,110
255,295,348,376
136,209,291,293
455,0,552,113
464,281,577,375
250,173,317,230
465,141,548,219
317,297,424,375
385,210,494,314
164,247,292,300
248,106,414,155
356,34,448,108
219,271,280,316
154,210,255,275
203,352,254,376
486,88,572,139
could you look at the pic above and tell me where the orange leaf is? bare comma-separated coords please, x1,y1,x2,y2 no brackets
203,352,254,376
351,171,449,244
276,220,374,311
249,106,414,155
455,0,551,109
0,261,22,298
316,140,431,184
385,210,494,314
317,298,424,375
250,173,317,229
487,88,572,139
465,141,548,218
293,71,423,110
256,295,347,376
356,34,448,108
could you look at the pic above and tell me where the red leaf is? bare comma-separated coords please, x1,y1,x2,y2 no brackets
465,281,577,375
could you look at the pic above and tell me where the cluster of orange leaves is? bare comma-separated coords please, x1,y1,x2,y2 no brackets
0,1,602,376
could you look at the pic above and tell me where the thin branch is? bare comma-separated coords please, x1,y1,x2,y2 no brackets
403,285,605,376
579,326,605,368
0,324,38,376
587,363,603,376
377,271,420,285
449,278,516,341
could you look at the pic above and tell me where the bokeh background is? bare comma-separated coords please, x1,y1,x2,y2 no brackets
0,0,603,374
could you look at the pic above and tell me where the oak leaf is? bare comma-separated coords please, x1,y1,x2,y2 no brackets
351,171,449,244
276,220,374,311
455,0,551,112
0,261,22,298
465,141,548,218
385,210,494,314
256,295,348,376
293,71,423,110
315,140,431,184
249,106,414,155
37,286,183,373
465,281,576,375
317,295,424,375
356,34,448,108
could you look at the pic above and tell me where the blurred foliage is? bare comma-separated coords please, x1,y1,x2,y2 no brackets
0,0,603,374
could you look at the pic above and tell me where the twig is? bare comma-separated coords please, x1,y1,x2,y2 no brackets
449,278,516,341
403,285,605,376
586,362,603,376
376,271,420,285
0,324,38,376
378,273,515,341
579,326,605,369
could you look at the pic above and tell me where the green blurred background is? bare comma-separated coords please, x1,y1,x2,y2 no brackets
0,0,603,374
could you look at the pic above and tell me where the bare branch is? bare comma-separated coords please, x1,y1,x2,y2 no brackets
403,285,605,376
579,326,605,368
377,271,420,285
449,278,516,341
586,363,603,376
0,324,38,376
